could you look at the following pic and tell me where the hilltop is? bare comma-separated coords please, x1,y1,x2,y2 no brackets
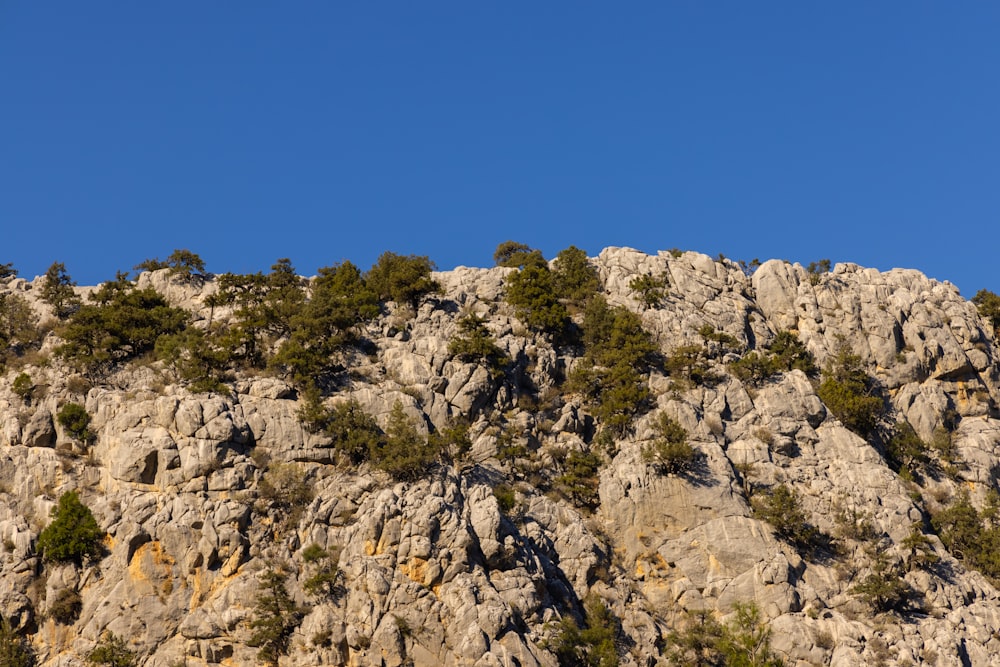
1,246,999,666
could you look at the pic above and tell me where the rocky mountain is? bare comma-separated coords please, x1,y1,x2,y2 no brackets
1,247,999,666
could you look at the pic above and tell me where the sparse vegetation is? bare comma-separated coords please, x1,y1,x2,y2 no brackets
48,587,82,624
271,261,379,388
494,241,541,269
11,373,33,403
547,594,620,667
569,296,658,437
973,288,1000,335
752,484,831,558
932,491,1000,583
663,601,784,666
806,259,831,285
729,330,816,386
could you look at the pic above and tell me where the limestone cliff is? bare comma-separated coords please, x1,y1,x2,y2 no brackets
1,247,999,666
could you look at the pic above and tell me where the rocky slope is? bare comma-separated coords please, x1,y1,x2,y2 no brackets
2,247,1000,666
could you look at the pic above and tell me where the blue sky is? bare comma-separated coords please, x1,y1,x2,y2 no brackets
2,3,998,295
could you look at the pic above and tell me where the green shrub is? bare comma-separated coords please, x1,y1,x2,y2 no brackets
767,330,818,375
816,343,885,439
370,401,442,481
551,245,600,307
164,249,206,281
48,587,82,624
547,594,620,667
664,602,784,667
87,632,134,667
211,259,306,368
11,373,32,403
0,263,16,280
554,450,602,510
642,413,696,475
569,296,658,437
493,241,541,268
973,288,1000,334
900,522,938,572
0,293,41,366
505,257,571,341
752,484,828,558
366,252,440,309
37,491,104,564
664,344,718,388
448,314,509,377
494,484,517,514
247,568,305,667
806,259,831,285
932,491,1000,582
885,422,932,480
628,273,667,307
57,403,93,443
301,544,342,600
299,395,383,463
850,549,914,613
155,327,231,393
729,331,816,387
428,419,473,462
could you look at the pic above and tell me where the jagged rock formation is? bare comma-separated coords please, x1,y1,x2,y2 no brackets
1,247,1000,666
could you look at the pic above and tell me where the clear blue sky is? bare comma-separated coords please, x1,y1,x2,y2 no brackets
3,3,998,295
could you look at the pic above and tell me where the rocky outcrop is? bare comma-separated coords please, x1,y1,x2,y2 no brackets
1,250,1000,666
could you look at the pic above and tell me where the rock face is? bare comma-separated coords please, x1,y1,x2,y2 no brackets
1,249,1000,666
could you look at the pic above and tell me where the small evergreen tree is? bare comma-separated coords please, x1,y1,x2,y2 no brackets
643,413,696,475
505,257,571,341
548,594,620,667
271,261,378,387
0,615,34,667
370,401,440,481
0,293,40,367
366,252,440,309
551,245,600,307
629,273,668,308
37,491,104,564
493,241,540,268
973,288,1000,335
247,568,304,667
165,249,206,280
0,263,17,280
816,342,885,439
40,262,81,319
448,313,509,377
